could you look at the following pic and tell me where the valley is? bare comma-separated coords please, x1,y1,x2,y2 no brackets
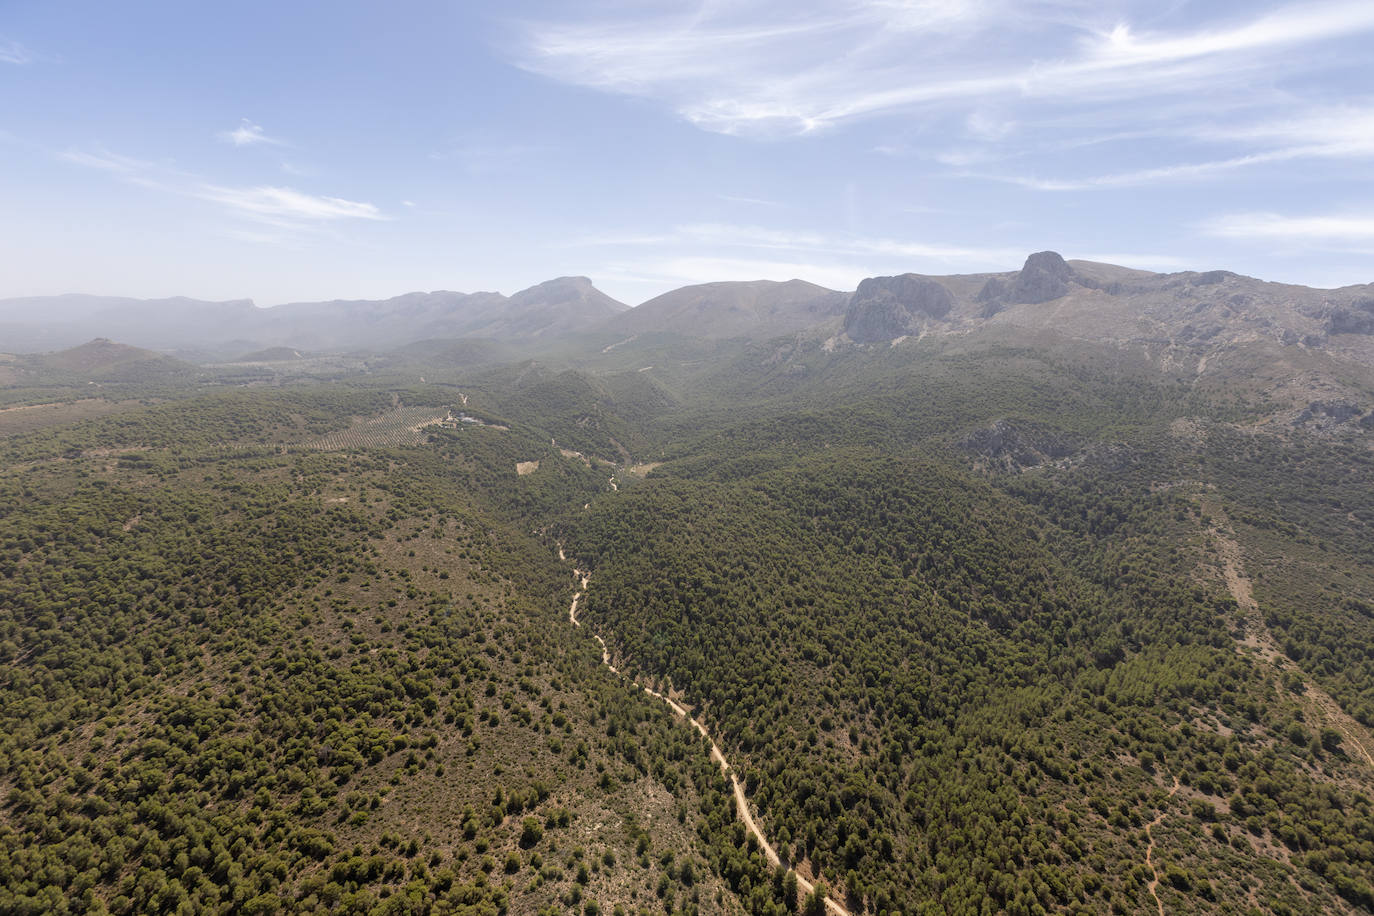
3,253,1374,914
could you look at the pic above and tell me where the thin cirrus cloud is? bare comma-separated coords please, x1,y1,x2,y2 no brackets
218,119,286,147
59,147,386,230
1200,213,1374,242
575,220,1198,296
513,0,1374,202
572,221,1029,292
196,185,385,224
0,39,31,65
516,1,1374,134
980,105,1374,191
573,221,1024,263
983,150,1304,192
601,256,877,294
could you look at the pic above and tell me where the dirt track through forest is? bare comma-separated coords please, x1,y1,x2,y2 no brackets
560,548,852,916
1144,773,1180,916
1211,520,1374,772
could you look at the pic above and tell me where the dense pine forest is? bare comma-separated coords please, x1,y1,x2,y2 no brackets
2,327,1374,915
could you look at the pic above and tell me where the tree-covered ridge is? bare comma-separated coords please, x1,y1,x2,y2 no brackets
0,387,785,915
566,402,1374,912
2,329,1374,916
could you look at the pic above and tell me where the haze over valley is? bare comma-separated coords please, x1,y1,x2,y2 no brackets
4,2,1374,915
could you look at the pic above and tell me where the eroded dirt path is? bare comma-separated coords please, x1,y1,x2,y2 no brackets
1144,773,1181,916
563,555,852,916
1210,517,1374,772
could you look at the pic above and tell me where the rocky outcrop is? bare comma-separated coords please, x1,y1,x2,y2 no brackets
843,275,954,343
1327,299,1374,335
974,277,1008,317
1295,401,1366,429
1010,251,1076,304
975,251,1080,310
961,418,1080,471
1191,270,1235,286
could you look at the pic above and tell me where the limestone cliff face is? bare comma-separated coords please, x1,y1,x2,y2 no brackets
1327,298,1374,335
843,274,954,343
978,250,1079,307
1010,251,1076,304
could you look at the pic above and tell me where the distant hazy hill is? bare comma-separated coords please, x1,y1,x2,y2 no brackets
0,277,627,355
5,256,1374,376
0,295,259,352
265,277,628,351
17,337,199,384
366,337,516,373
608,278,847,340
230,346,308,363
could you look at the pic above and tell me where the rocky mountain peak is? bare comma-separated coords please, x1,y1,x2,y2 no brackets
843,274,954,343
975,250,1079,311
1010,251,1076,304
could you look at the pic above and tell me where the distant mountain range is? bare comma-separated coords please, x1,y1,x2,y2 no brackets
0,276,627,355
4,252,1374,369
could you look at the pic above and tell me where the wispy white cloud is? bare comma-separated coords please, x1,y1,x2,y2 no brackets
1077,252,1197,271
572,221,1022,263
516,1,1374,136
570,220,1028,295
976,104,1374,190
717,194,782,207
429,134,548,175
1200,212,1374,241
512,0,1374,204
196,185,385,223
59,149,155,175
1203,106,1374,158
668,222,1025,264
58,149,174,193
219,119,285,147
1077,3,1374,69
602,255,875,293
60,145,385,233
0,39,32,65
984,149,1303,190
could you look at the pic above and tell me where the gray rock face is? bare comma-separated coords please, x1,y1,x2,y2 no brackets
1191,270,1234,286
1010,251,1075,304
1295,400,1366,430
1327,299,1374,335
974,277,1007,317
973,251,1078,312
843,275,954,342
960,418,1080,471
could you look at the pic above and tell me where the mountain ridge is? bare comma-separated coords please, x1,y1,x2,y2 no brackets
0,277,629,354
4,255,1374,373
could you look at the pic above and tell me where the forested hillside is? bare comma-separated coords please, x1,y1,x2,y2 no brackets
560,339,1374,914
2,327,1373,915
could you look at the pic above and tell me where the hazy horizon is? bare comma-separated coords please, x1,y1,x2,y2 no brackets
3,1,1373,306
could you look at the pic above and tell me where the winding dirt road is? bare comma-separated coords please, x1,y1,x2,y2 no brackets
1210,520,1374,773
1144,773,1180,916
562,553,851,916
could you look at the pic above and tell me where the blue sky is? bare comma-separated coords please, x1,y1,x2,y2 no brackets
2,0,1372,306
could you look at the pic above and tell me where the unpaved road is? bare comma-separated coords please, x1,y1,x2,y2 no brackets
1211,521,1374,773
564,558,852,916
1144,773,1180,916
